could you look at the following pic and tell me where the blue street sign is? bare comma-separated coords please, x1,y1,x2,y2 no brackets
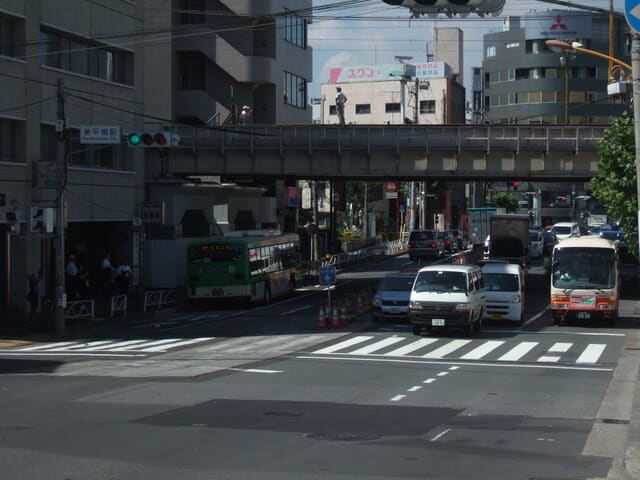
625,0,640,33
319,266,336,285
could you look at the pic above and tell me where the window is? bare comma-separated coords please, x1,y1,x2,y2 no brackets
385,103,401,113
515,68,529,80
541,91,556,102
355,104,370,114
0,15,23,58
178,0,205,24
486,45,496,57
329,105,337,115
284,9,307,48
0,118,23,162
528,91,541,103
283,71,307,109
41,28,134,85
506,42,520,49
178,52,205,89
420,100,436,114
531,68,545,79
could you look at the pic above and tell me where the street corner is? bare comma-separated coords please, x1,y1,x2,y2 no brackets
0,338,34,349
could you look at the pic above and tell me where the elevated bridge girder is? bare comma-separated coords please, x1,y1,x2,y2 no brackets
149,124,606,182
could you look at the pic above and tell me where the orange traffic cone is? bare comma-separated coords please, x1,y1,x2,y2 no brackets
331,304,341,328
317,304,328,329
340,304,349,326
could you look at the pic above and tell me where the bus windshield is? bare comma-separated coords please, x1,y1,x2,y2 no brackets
552,248,616,289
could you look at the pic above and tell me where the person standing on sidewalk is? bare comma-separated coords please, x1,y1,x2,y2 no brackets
66,254,78,300
335,87,347,126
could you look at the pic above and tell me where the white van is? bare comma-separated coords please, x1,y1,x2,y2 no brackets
409,264,486,336
552,222,580,241
482,262,525,324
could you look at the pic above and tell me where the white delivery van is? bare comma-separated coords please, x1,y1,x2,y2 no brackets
482,262,525,324
409,264,486,337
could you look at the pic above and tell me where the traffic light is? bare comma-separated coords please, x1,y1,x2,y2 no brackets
381,0,506,18
30,207,43,233
512,181,519,191
127,131,180,148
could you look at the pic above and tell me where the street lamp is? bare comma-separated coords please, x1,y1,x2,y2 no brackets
545,40,632,80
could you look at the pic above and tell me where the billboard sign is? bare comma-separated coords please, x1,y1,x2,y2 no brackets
523,11,592,40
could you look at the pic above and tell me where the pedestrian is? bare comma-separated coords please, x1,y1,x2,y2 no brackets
239,105,252,125
77,263,90,299
116,262,132,295
100,251,114,295
66,254,78,300
26,269,43,321
335,87,347,126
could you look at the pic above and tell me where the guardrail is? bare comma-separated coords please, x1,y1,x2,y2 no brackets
65,299,95,321
320,239,407,269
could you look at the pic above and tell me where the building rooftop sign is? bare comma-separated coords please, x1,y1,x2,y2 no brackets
328,63,416,84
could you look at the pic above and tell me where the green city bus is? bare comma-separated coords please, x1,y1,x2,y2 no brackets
187,232,301,303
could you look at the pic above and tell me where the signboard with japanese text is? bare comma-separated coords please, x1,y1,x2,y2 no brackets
80,125,121,144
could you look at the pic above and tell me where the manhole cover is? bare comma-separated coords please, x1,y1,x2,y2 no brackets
305,432,380,442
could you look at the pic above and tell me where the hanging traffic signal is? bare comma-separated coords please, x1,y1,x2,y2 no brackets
30,207,44,233
127,131,180,148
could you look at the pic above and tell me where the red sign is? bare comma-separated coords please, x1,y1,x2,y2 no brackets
385,182,399,199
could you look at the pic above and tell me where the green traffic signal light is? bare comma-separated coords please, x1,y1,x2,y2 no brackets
128,133,141,146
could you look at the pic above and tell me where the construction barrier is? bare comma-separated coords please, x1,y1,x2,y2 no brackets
331,304,341,328
110,294,128,318
65,299,95,321
317,303,328,329
143,289,177,313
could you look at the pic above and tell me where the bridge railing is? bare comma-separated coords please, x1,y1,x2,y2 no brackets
168,124,606,154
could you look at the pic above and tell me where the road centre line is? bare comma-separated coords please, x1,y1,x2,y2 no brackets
295,355,613,372
390,395,406,402
522,306,548,327
491,329,625,337
407,386,422,392
423,378,436,383
430,428,451,442
436,372,448,377
281,305,311,315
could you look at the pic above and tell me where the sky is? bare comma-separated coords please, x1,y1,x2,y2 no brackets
307,0,625,107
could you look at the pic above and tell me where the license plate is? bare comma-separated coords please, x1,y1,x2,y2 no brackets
432,319,445,326
491,314,502,320
577,312,591,319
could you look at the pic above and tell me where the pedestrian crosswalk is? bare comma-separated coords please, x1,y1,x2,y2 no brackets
0,337,214,355
307,335,611,365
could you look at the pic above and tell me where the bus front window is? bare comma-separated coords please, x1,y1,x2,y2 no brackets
552,249,615,289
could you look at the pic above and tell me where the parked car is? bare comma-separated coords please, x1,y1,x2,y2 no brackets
529,229,543,259
407,230,444,261
371,272,417,323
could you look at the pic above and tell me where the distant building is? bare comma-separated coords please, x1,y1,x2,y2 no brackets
482,10,630,124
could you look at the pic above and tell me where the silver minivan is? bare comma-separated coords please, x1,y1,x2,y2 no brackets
409,264,486,336
552,222,580,241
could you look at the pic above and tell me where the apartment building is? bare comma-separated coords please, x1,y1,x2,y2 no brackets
0,0,313,318
482,10,629,124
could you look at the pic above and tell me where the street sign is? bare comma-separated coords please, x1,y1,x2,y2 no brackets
625,0,640,33
319,266,336,285
80,125,121,144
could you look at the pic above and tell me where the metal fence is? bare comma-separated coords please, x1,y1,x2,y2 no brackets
143,289,177,313
64,299,95,321
110,294,128,318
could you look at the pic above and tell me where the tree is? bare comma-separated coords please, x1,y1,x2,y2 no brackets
592,112,637,255
493,193,518,213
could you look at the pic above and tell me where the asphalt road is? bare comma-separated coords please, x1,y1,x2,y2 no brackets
0,253,637,479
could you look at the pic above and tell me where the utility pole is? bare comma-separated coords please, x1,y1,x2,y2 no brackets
55,78,66,336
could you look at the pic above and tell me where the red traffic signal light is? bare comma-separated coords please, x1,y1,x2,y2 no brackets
512,181,519,191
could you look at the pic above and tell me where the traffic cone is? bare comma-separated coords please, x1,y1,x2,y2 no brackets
317,304,328,329
341,303,349,326
331,304,341,328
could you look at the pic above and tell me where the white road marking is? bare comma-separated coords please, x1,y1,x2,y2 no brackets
460,340,505,360
448,366,459,371
390,395,406,402
0,352,145,357
548,342,573,353
423,340,471,359
537,356,561,363
313,336,373,354
576,344,607,364
135,337,213,352
384,338,438,357
295,355,613,372
498,342,539,362
436,371,448,377
430,429,451,442
230,368,283,374
522,306,548,327
423,378,436,384
15,341,81,351
407,386,422,392
80,340,152,351
348,337,405,355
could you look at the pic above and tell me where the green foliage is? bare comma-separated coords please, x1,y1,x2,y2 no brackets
493,193,519,213
592,112,637,255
